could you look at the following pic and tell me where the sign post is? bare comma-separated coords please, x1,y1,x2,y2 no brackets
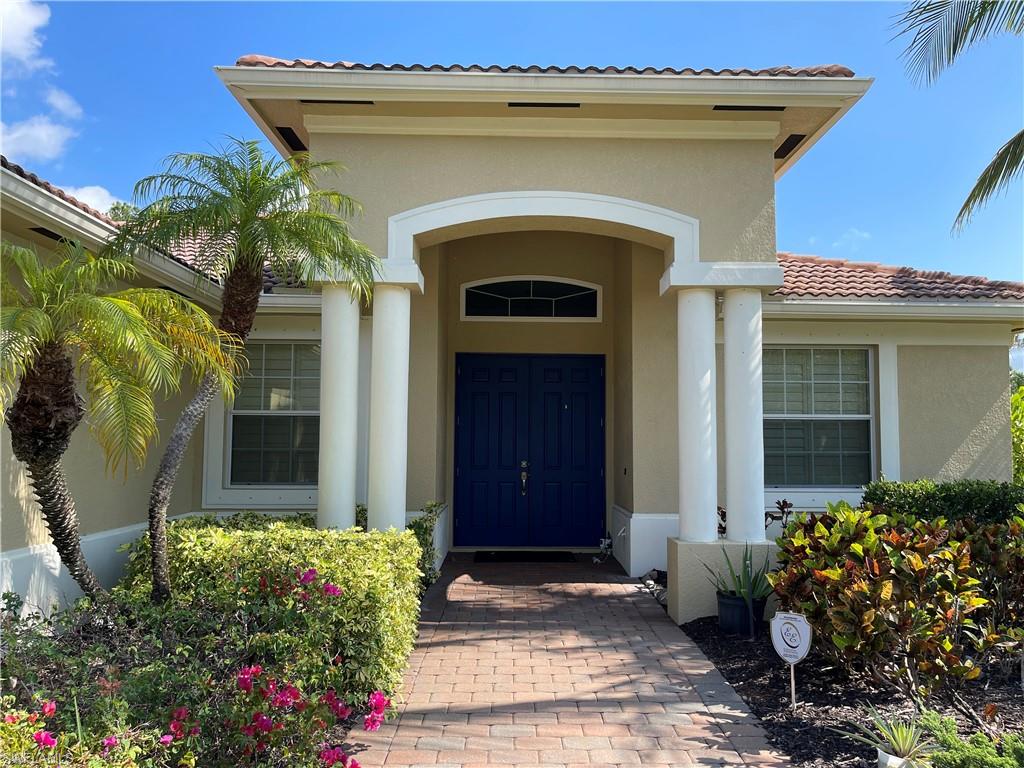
770,612,812,712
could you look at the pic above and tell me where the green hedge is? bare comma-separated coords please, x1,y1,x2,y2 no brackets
119,512,422,700
861,479,1024,524
355,502,443,588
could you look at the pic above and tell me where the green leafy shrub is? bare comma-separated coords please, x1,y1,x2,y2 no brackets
862,479,1024,525
1012,383,1024,485
118,512,421,699
921,710,1024,768
2,513,419,766
769,502,990,700
355,502,444,588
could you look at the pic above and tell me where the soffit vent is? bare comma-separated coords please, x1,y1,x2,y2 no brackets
774,133,807,159
712,104,786,111
300,99,375,105
276,126,307,152
30,226,65,242
507,102,581,109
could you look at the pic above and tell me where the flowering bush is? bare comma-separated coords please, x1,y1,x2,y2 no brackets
1,513,419,766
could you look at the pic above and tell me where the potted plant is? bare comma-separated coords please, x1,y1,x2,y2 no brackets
702,545,773,636
834,705,935,768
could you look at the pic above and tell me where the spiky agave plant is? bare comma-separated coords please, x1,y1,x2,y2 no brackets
833,704,935,766
1,241,238,596
108,137,377,602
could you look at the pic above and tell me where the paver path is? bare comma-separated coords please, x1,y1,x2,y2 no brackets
353,555,788,767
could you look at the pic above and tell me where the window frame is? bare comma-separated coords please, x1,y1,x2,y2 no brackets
460,275,603,323
203,333,322,509
762,345,877,491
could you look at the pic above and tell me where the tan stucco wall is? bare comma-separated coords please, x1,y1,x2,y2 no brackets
310,133,777,264
898,345,1012,481
627,243,680,514
1,387,199,552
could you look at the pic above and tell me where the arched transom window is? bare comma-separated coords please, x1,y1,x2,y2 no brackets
461,276,601,322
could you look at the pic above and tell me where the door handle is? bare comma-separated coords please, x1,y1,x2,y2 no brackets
520,460,529,495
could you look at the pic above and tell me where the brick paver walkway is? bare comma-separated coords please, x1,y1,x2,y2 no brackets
351,555,788,767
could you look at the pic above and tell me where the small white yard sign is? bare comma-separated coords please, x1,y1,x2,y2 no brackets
771,611,812,710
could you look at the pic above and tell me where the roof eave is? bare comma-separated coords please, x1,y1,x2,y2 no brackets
215,65,872,171
1,166,222,307
764,296,1024,321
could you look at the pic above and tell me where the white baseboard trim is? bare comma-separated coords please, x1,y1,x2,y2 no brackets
1,520,146,615
610,506,679,578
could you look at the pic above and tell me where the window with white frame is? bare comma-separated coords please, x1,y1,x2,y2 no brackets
763,347,873,487
229,342,320,486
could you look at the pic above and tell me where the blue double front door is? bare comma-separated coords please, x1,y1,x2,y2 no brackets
454,353,606,548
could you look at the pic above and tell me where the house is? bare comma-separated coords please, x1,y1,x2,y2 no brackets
2,58,1021,622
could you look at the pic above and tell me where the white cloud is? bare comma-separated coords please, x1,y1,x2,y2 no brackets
45,86,82,119
831,227,872,252
60,184,122,213
0,1,53,73
0,115,75,161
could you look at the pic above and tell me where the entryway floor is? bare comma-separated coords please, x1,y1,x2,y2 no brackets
350,554,788,767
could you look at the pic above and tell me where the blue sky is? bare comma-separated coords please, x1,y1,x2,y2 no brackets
2,1,1021,281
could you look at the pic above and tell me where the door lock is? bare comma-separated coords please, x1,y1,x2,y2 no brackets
520,460,529,495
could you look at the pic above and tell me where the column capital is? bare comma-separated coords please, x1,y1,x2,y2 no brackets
659,261,784,295
375,259,424,293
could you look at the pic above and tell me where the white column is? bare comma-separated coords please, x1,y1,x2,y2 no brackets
367,284,411,531
677,288,719,542
877,342,901,480
317,284,362,529
723,288,767,543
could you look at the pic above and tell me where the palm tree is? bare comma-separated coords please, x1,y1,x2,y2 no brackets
1,242,238,597
110,138,377,602
896,1,1024,227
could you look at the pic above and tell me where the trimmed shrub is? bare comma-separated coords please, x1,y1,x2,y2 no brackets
355,502,443,588
769,502,990,699
118,512,421,699
862,479,1024,525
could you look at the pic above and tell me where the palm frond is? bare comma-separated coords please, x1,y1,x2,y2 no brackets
955,128,1024,229
78,344,158,474
896,1,1024,83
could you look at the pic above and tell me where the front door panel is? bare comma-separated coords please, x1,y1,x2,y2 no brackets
454,354,605,547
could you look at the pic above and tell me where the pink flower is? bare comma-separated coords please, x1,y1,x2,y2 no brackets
190,725,200,736
4,714,18,724
32,730,56,749
322,583,342,597
363,710,384,732
101,735,119,756
320,746,347,766
237,664,262,693
160,734,174,746
349,758,362,768
170,719,185,739
299,567,319,585
172,706,189,721
367,690,390,713
252,712,274,733
40,700,56,718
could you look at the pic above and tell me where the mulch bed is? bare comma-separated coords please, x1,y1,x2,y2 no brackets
680,616,1024,767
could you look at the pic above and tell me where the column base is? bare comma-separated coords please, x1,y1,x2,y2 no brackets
666,538,779,625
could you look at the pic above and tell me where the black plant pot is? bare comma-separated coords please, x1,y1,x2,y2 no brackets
716,592,767,636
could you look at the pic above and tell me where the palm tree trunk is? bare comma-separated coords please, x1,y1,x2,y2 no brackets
5,344,103,597
146,265,265,602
